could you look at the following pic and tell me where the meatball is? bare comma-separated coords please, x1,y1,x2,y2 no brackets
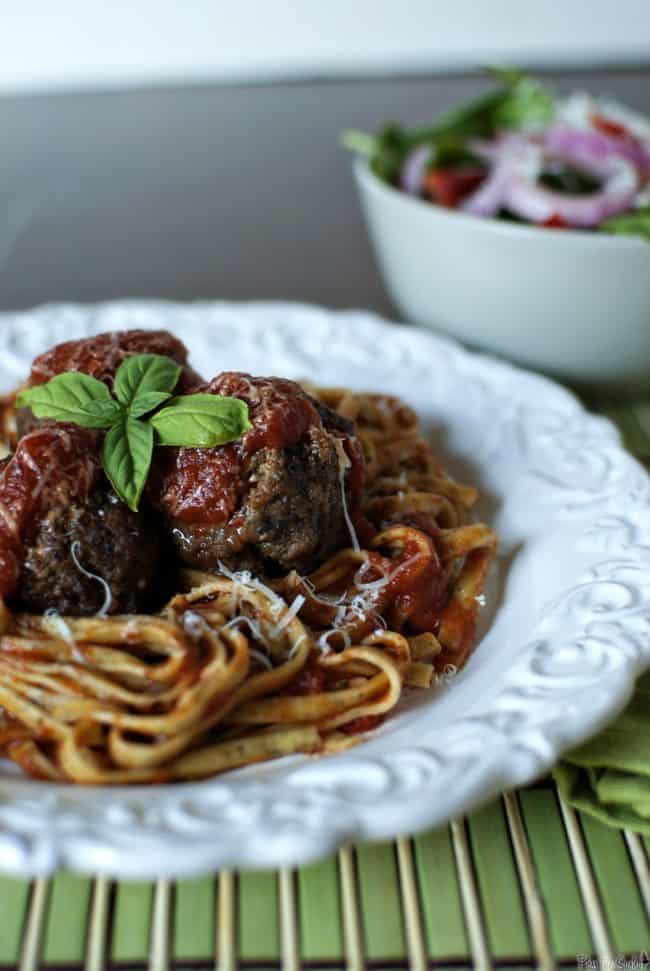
19,489,163,616
0,426,165,615
152,373,365,575
17,329,202,438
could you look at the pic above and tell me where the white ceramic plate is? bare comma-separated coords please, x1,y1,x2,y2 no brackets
0,300,648,879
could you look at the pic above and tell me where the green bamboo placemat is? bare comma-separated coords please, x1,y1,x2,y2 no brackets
1,786,647,971
0,400,648,971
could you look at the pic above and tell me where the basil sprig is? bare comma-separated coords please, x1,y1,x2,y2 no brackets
16,353,252,511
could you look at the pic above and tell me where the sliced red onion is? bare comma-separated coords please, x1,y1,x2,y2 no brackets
400,145,433,195
462,130,640,227
460,155,513,216
467,138,500,163
513,130,639,226
505,171,638,227
468,132,541,163
462,135,541,218
545,125,650,176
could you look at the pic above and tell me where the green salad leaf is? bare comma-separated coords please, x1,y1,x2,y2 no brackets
341,66,555,185
600,205,650,243
426,135,481,169
487,67,555,130
15,353,251,510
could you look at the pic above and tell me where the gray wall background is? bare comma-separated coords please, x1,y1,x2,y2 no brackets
0,68,648,314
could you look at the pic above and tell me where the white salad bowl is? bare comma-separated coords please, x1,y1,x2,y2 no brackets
354,158,650,391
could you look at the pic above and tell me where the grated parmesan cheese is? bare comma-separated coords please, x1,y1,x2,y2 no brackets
270,594,305,638
299,576,344,609
352,559,390,592
42,608,87,664
436,663,458,686
217,560,286,618
222,615,271,651
182,610,207,641
287,632,309,659
70,541,113,618
333,438,360,553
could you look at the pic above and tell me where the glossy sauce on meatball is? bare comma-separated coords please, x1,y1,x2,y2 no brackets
0,426,100,600
28,329,201,391
0,426,164,615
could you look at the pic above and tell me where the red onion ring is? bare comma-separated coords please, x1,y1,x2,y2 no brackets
462,135,538,218
400,145,433,195
545,125,650,177
462,130,640,227
505,168,638,227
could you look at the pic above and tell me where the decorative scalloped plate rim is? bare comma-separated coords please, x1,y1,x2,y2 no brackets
0,300,647,879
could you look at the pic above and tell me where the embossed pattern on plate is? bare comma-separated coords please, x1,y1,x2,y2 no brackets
0,300,647,879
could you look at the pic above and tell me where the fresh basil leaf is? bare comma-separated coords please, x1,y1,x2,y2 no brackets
79,399,125,425
600,206,650,242
128,390,172,418
15,373,123,428
150,394,252,447
113,354,181,407
102,418,153,511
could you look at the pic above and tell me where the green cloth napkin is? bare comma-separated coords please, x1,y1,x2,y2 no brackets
554,670,650,834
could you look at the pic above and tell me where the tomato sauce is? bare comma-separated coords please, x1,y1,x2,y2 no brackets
293,662,328,696
375,531,447,634
392,558,446,631
28,330,201,393
341,714,384,735
0,426,100,598
432,597,477,672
